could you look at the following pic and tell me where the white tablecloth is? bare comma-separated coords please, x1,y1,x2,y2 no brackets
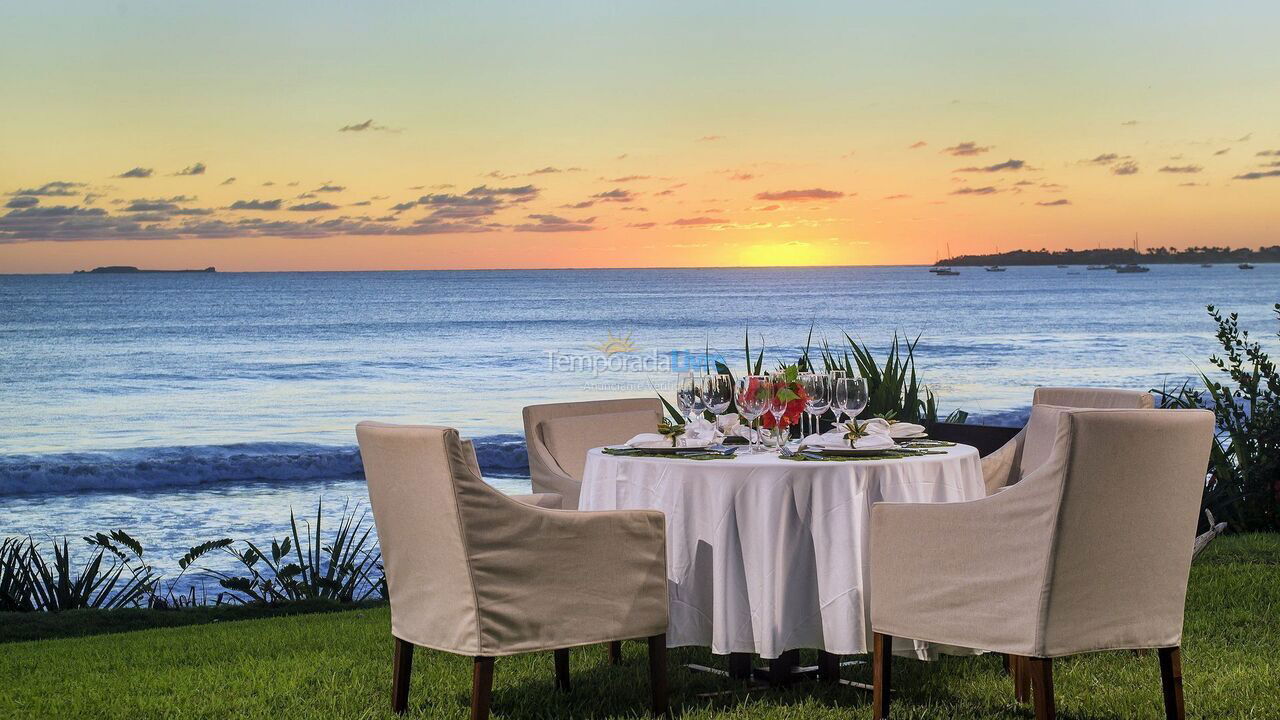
580,444,985,659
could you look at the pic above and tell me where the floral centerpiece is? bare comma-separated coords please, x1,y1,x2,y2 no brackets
760,364,808,436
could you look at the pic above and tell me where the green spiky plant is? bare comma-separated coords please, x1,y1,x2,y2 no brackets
0,537,36,611
21,531,158,611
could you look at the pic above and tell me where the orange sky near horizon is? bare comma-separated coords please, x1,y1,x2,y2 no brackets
2,2,1278,273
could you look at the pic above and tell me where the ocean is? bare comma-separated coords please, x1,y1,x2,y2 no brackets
2,265,1277,580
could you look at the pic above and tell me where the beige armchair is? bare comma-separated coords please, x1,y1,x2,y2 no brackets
523,398,663,509
868,408,1214,720
357,422,670,719
982,386,1154,494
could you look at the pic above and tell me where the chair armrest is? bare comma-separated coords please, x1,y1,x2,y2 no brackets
980,429,1024,495
511,492,563,509
465,500,669,653
869,476,1054,655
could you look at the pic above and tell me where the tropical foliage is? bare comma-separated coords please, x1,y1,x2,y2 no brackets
1156,303,1280,533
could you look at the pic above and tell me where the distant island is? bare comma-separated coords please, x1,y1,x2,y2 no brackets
74,266,216,274
937,245,1280,267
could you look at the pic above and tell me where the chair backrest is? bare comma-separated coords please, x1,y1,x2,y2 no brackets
1019,387,1155,479
1030,408,1214,655
356,421,506,655
523,398,662,492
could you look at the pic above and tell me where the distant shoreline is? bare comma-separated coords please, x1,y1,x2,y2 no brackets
937,247,1280,267
73,266,216,274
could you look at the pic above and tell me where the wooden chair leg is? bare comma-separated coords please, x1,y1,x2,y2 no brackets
872,632,892,720
1001,652,1011,675
608,640,623,665
554,648,571,691
1159,646,1186,720
768,649,799,685
817,650,842,682
391,637,414,715
1029,657,1055,720
471,656,494,720
1012,655,1031,703
647,634,668,717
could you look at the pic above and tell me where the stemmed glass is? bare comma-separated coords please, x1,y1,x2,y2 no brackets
841,376,870,425
801,373,830,441
676,372,707,425
735,375,768,453
828,369,848,425
702,373,734,419
766,374,792,450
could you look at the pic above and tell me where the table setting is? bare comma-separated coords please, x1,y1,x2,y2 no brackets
580,365,987,666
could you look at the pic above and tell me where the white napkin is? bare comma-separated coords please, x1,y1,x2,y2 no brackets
626,433,668,446
855,417,927,438
801,427,896,450
626,417,720,448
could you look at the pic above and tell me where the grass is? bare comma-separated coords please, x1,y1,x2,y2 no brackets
1,535,1277,719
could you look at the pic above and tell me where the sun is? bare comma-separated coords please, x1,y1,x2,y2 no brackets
738,242,832,267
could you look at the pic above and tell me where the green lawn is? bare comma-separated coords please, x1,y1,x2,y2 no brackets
2,535,1277,719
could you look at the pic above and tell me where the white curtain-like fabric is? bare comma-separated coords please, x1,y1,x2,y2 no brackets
580,445,985,659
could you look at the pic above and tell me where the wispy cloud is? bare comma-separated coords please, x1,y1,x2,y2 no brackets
221,177,237,185
607,175,651,182
950,186,999,196
1036,198,1071,206
1256,149,1280,157
942,141,992,157
754,188,844,202
314,184,346,193
513,213,597,232
883,194,910,200
114,167,153,179
467,184,539,198
956,158,1026,172
1080,153,1128,166
1234,169,1280,180
229,199,284,211
670,216,729,226
173,162,206,176
907,141,927,149
1214,148,1230,156
697,135,724,142
6,180,85,197
288,201,340,212
1111,161,1140,175
338,119,400,133
5,196,39,208
592,188,635,203
1121,120,1140,126
1159,165,1203,174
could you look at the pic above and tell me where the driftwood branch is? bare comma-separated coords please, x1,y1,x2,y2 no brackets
1192,510,1228,560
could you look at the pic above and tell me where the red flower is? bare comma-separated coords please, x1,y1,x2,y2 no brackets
759,381,808,429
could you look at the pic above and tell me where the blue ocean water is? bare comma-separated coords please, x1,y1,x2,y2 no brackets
1,265,1277,576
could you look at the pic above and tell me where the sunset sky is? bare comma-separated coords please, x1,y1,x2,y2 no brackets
2,1,1278,272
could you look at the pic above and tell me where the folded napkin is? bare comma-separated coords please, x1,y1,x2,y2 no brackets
627,417,720,447
801,427,896,451
714,414,764,443
858,418,927,438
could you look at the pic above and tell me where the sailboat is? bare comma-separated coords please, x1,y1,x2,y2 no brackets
1116,233,1151,273
934,244,959,275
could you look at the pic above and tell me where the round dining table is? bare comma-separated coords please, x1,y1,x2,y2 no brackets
579,443,985,662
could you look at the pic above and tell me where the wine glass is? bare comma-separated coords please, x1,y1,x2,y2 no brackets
831,376,850,426
766,374,792,450
801,373,830,441
735,375,768,453
845,376,870,422
676,372,706,424
828,369,848,424
702,373,734,417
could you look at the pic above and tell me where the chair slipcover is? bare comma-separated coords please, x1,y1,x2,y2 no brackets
523,398,663,508
357,421,669,657
982,387,1154,494
870,408,1214,657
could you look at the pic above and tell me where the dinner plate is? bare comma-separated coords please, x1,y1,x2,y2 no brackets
894,432,929,440
802,446,898,457
626,439,714,452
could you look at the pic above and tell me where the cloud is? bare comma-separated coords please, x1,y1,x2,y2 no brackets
350,200,372,206
5,196,38,208
288,201,340,211
513,213,597,232
1121,120,1140,126
466,184,538,198
229,199,284,211
882,194,910,200
1159,165,1203,174
669,216,728,226
942,141,991,156
528,167,563,175
754,188,844,202
907,141,927,149
314,184,346,192
7,180,86,197
1036,198,1071,206
124,200,180,212
1080,153,1128,166
390,201,417,211
420,194,503,207
697,135,723,142
728,172,755,181
956,158,1026,173
1234,169,1280,180
339,119,399,133
754,204,781,211
174,162,206,176
221,177,237,185
950,186,999,196
627,222,657,229
592,188,636,202
115,167,153,179
1214,148,1230,156
1111,161,1140,175
560,200,595,209
607,175,651,182
1256,150,1280,157
1238,133,1253,142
